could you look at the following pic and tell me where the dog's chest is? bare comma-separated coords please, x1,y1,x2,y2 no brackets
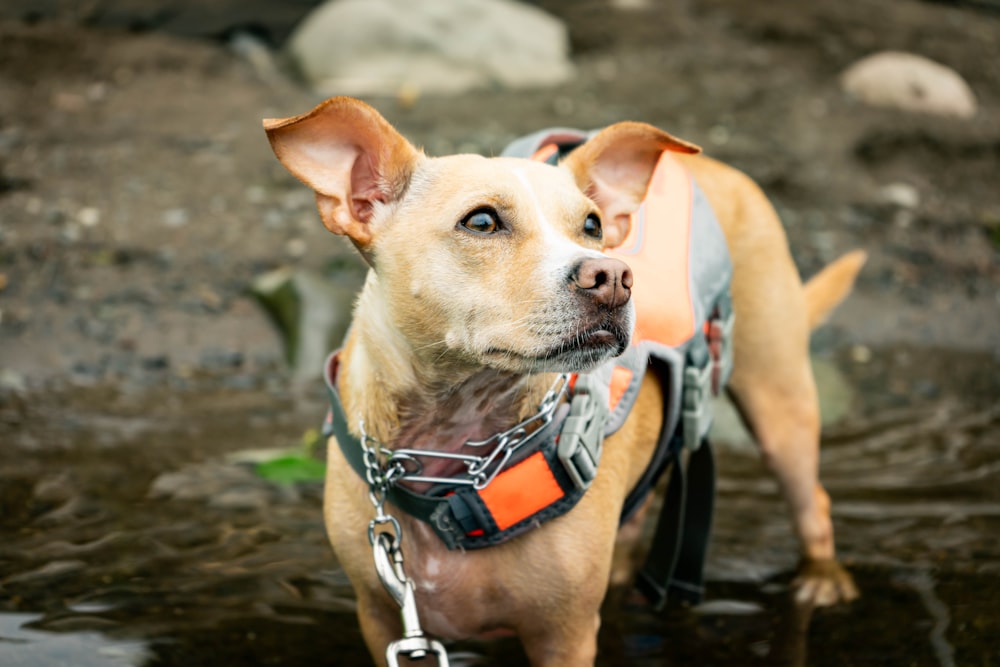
403,524,512,638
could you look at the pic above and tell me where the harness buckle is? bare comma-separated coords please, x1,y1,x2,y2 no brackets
682,306,734,451
557,374,609,490
682,362,712,452
373,532,451,666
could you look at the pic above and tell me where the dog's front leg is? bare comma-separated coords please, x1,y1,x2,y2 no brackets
355,591,406,667
519,612,601,667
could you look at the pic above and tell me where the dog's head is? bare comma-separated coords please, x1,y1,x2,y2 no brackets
264,97,698,375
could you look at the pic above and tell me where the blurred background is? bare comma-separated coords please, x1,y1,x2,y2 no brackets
0,1,997,665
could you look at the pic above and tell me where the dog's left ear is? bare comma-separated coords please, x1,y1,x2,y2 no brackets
563,122,700,247
263,97,421,253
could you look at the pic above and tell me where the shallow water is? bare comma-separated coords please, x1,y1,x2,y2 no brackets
1,345,997,666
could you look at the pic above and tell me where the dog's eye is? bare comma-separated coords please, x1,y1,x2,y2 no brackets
583,213,602,239
460,208,501,235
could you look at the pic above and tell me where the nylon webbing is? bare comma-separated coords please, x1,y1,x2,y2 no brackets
635,438,715,609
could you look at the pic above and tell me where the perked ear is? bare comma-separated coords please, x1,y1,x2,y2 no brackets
263,97,421,250
562,122,701,247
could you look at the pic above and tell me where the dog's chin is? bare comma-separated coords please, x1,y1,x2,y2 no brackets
481,326,631,375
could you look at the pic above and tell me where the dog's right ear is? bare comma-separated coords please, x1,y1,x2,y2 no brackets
263,97,421,251
562,122,700,247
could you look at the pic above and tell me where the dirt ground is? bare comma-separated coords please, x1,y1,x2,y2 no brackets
0,0,998,389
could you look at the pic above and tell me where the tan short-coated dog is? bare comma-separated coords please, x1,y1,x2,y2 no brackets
264,97,863,666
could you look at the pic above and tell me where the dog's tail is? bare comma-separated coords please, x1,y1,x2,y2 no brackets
803,249,867,330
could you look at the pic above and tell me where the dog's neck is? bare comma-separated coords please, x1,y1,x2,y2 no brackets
338,279,555,457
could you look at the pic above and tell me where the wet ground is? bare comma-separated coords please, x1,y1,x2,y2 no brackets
1,0,999,665
2,344,998,666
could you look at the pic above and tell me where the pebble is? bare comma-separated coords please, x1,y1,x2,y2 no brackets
0,368,27,394
162,208,190,228
77,207,101,227
878,182,920,210
850,344,873,364
285,237,307,258
841,51,977,118
708,125,731,146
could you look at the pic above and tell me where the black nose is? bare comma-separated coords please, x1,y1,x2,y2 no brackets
571,257,633,309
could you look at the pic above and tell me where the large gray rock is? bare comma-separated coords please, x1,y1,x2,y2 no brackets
287,0,573,96
840,51,977,119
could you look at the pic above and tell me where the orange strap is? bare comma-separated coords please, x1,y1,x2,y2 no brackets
478,451,565,531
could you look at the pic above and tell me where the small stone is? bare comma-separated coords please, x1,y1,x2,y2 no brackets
850,344,872,364
162,208,189,227
708,125,731,146
52,92,87,112
841,51,977,118
199,286,223,310
86,82,108,103
208,488,268,511
61,223,81,243
77,207,101,227
878,182,920,209
285,237,307,258
0,368,27,394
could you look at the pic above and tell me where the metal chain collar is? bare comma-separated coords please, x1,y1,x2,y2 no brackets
360,372,571,491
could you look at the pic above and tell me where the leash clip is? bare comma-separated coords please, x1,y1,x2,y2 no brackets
557,374,608,490
373,532,450,667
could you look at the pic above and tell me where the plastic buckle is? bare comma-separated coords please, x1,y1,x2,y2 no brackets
682,362,712,452
557,374,609,490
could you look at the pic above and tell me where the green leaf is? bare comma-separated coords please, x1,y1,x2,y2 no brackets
255,454,326,484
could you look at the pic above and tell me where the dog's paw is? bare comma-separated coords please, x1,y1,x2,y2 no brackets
792,558,859,607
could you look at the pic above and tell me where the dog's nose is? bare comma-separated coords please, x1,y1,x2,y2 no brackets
572,257,633,308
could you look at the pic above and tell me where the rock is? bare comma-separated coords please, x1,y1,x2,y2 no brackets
77,207,101,227
162,208,190,228
287,0,573,96
840,51,977,118
250,268,357,379
878,182,920,209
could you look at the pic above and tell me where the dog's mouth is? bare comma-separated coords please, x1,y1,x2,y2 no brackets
484,320,630,372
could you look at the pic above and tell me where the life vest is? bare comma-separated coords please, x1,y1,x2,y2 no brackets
324,127,734,606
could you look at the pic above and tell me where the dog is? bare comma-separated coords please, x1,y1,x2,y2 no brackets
264,96,863,666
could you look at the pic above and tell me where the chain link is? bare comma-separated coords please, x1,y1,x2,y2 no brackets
360,373,570,491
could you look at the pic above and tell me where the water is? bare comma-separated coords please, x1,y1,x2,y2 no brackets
1,345,998,666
